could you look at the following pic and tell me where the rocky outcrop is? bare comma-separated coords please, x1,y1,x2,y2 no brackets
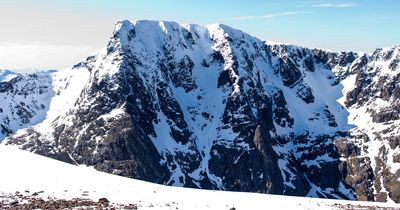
0,192,138,209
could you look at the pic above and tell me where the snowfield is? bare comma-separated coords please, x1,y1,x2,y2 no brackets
0,145,398,210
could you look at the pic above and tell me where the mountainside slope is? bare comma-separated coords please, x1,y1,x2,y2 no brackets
2,20,400,203
0,71,53,140
1,145,398,209
0,69,88,142
336,46,400,202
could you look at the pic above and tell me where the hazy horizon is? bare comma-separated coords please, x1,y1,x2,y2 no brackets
1,0,399,72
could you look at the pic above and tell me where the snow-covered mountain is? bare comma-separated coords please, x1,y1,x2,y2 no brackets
1,20,400,203
0,69,19,82
1,145,399,209
0,71,53,140
0,69,72,141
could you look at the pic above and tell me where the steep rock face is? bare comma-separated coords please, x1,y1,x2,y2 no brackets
335,46,400,202
2,20,400,202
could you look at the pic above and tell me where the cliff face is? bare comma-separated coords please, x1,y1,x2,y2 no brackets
2,20,400,202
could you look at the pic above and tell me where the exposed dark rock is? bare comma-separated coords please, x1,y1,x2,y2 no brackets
371,108,400,123
307,161,341,189
296,84,315,103
304,55,315,72
277,57,302,87
388,136,400,150
0,192,137,209
388,181,400,203
156,82,191,144
324,106,337,127
339,157,375,201
271,90,293,128
334,139,360,157
217,70,231,87
376,192,388,202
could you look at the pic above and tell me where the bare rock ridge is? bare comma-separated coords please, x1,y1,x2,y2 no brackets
1,20,400,202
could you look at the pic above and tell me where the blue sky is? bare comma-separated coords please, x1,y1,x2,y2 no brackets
1,0,399,70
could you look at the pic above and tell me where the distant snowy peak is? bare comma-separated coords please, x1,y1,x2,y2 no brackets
0,68,89,142
370,45,400,74
0,69,59,83
0,71,54,141
0,69,19,82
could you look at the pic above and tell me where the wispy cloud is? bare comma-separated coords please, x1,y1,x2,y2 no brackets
223,12,308,21
311,3,356,8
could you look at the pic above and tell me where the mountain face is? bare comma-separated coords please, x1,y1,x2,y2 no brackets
2,20,400,202
0,71,54,140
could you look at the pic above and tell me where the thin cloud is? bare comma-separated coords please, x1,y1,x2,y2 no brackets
0,42,99,71
223,12,308,21
311,3,356,8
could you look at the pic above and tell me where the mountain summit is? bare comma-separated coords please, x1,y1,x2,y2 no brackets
1,20,400,202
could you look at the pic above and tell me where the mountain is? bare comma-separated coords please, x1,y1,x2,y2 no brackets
0,69,19,82
1,145,399,209
1,20,400,203
0,69,66,141
0,71,52,140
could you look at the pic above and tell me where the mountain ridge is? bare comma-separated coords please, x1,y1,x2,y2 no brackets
1,19,400,203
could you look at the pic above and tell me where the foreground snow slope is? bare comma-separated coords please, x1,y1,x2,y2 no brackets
0,145,398,210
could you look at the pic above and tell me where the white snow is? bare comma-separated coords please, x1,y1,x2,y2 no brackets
34,67,90,135
337,74,357,107
0,66,90,144
99,107,125,120
334,45,400,199
0,72,54,142
0,145,398,210
0,69,18,82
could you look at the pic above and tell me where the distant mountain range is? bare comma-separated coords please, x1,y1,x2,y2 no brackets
1,20,399,203
0,69,18,82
